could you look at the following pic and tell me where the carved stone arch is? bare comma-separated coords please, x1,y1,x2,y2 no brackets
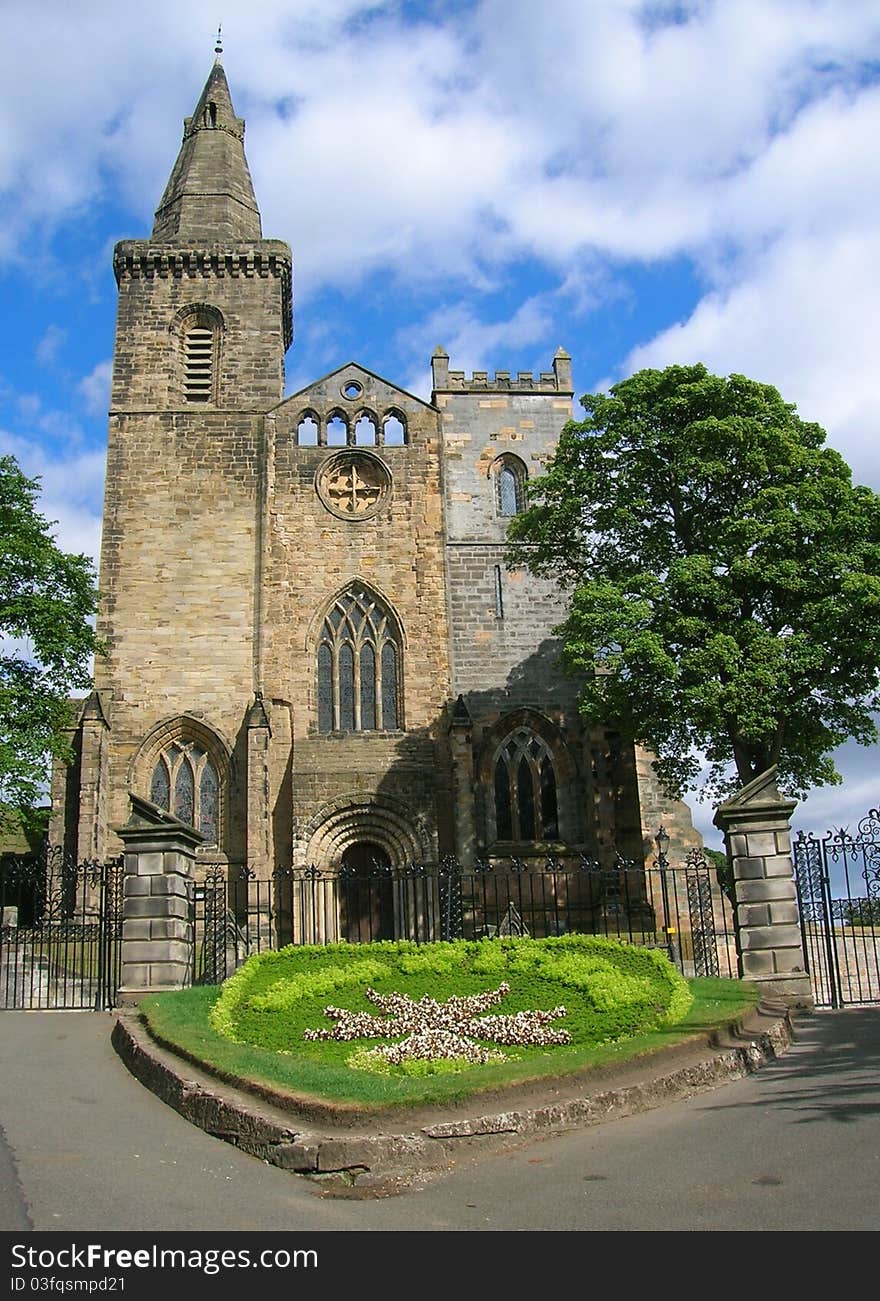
304,578,408,653
295,408,321,446
308,581,406,733
489,452,528,516
325,407,350,446
380,407,408,446
301,793,431,871
352,408,379,446
476,709,571,783
477,709,579,846
170,303,224,405
130,714,233,848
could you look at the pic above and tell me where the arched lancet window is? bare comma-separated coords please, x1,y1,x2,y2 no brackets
297,412,319,445
382,411,407,446
316,588,402,733
494,455,527,517
149,741,220,843
327,413,349,446
354,413,378,446
493,729,558,842
178,307,222,405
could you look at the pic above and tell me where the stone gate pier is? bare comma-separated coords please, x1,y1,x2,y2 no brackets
714,766,813,1009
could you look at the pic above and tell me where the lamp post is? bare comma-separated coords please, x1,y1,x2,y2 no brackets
655,825,679,969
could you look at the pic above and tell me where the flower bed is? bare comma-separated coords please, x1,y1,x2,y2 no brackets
209,934,693,1078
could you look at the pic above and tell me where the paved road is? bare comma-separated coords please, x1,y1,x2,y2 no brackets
0,1006,877,1234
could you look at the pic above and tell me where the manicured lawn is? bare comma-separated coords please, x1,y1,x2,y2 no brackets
138,936,760,1112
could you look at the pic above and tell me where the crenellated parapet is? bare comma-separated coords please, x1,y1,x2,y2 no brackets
114,241,293,349
431,346,572,396
113,241,292,281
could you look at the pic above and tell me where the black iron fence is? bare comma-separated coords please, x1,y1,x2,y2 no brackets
794,812,880,1007
0,849,124,1010
193,850,737,986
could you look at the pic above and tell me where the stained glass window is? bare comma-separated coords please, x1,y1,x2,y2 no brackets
339,642,355,731
200,761,218,844
360,645,376,730
149,742,220,844
150,760,170,811
493,729,559,842
381,643,398,730
495,456,527,516
174,759,195,828
317,643,333,733
316,588,402,733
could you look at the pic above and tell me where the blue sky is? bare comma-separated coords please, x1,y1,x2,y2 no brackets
1,0,879,850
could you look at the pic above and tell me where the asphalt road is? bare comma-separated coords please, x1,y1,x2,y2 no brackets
0,1006,877,1236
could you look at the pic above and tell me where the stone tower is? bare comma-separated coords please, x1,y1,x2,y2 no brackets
50,56,702,906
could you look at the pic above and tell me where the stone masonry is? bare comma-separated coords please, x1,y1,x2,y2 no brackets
714,767,812,1008
50,55,704,932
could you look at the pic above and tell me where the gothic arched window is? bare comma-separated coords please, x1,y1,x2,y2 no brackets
382,411,407,446
493,729,558,842
296,411,319,445
149,741,219,843
316,588,402,733
494,454,528,517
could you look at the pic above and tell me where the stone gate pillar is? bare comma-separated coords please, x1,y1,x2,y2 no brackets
713,766,813,1009
115,794,204,998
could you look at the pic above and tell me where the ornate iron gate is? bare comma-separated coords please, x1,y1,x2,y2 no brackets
0,849,124,1010
793,811,880,1007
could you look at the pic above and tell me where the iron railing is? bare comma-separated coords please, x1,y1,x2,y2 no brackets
192,851,737,986
0,849,124,1010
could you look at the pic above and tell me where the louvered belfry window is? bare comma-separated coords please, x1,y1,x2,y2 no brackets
183,324,215,402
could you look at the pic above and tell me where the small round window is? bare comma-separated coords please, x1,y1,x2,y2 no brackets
342,380,363,400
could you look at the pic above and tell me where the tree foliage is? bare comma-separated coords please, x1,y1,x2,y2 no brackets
506,364,880,801
0,455,100,823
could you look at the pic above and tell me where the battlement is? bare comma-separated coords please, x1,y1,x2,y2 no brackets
114,241,292,283
114,241,293,350
431,346,572,396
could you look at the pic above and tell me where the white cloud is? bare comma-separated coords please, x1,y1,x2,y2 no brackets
398,295,561,397
618,227,880,492
35,325,66,365
77,360,113,416
0,430,104,566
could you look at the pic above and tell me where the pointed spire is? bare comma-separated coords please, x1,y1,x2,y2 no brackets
152,56,262,243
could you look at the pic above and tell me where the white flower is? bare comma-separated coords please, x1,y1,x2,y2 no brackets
303,982,571,1063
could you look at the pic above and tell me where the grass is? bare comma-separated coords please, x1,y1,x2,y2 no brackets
137,937,761,1113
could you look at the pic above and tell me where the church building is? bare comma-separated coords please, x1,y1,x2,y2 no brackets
49,56,701,897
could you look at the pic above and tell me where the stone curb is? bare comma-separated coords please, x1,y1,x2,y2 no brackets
111,1002,795,1189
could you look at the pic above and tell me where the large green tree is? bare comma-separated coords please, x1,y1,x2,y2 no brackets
506,363,880,801
0,455,100,825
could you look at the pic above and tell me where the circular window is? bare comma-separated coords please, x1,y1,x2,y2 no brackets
341,380,363,400
316,451,391,521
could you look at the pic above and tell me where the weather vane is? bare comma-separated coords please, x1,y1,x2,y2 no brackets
215,24,223,57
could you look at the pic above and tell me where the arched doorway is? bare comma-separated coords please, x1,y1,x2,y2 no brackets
338,842,394,942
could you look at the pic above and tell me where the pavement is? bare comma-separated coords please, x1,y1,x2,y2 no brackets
3,1004,880,1231
111,998,796,1194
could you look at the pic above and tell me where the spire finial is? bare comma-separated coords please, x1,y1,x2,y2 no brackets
214,24,223,58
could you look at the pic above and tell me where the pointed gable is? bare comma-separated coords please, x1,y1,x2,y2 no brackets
274,362,436,450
